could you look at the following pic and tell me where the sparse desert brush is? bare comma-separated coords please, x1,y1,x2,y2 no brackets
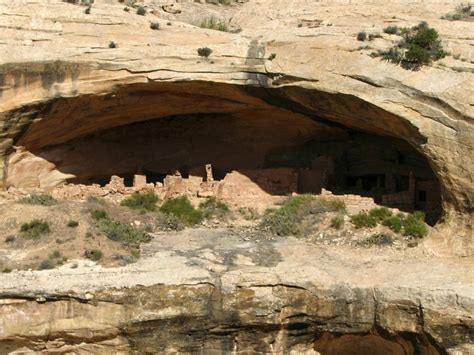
160,196,203,226
157,212,185,231
375,22,448,69
20,219,50,238
350,212,378,229
199,197,230,220
383,25,399,34
150,21,160,30
330,215,344,229
96,219,151,247
17,193,57,206
90,209,108,220
85,249,103,261
38,259,54,270
357,233,393,247
136,6,146,16
261,195,346,236
121,191,159,212
200,16,229,32
357,31,367,41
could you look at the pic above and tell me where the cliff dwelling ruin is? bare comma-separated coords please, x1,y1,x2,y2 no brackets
4,82,442,224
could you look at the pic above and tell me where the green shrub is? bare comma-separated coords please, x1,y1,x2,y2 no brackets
197,47,213,58
379,22,447,69
67,220,79,228
20,219,50,238
136,6,146,16
150,21,160,30
383,25,399,34
160,196,203,226
84,249,103,261
199,197,230,220
17,193,57,206
330,215,344,229
38,259,54,270
268,53,277,61
2,268,12,273
412,210,425,221
90,209,108,220
351,212,377,229
96,219,152,247
403,213,428,238
121,191,159,212
358,233,393,247
200,16,229,32
357,31,367,41
369,207,392,222
261,195,344,236
380,47,404,64
382,216,403,233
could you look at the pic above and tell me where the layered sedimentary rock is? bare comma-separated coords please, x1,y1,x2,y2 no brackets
0,0,474,231
0,233,473,354
0,0,472,255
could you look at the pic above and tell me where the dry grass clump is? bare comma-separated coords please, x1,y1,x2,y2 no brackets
261,195,346,237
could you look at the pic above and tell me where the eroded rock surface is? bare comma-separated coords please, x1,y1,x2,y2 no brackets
0,0,472,256
0,230,473,354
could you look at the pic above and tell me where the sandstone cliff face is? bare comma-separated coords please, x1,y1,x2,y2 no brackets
0,1,472,252
0,232,473,354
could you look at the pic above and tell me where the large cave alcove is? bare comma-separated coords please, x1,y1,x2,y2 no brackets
6,81,443,224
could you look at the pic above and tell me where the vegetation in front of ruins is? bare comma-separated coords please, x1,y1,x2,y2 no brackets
238,207,260,221
351,208,428,238
373,22,448,69
261,195,346,236
441,3,473,21
17,193,57,206
403,212,428,238
121,191,159,212
382,215,403,233
20,219,50,238
368,207,393,222
159,196,204,226
351,212,378,229
156,212,186,231
330,215,344,229
199,197,230,220
96,218,151,247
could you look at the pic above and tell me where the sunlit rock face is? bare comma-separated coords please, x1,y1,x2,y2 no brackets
0,5,472,353
0,0,472,255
